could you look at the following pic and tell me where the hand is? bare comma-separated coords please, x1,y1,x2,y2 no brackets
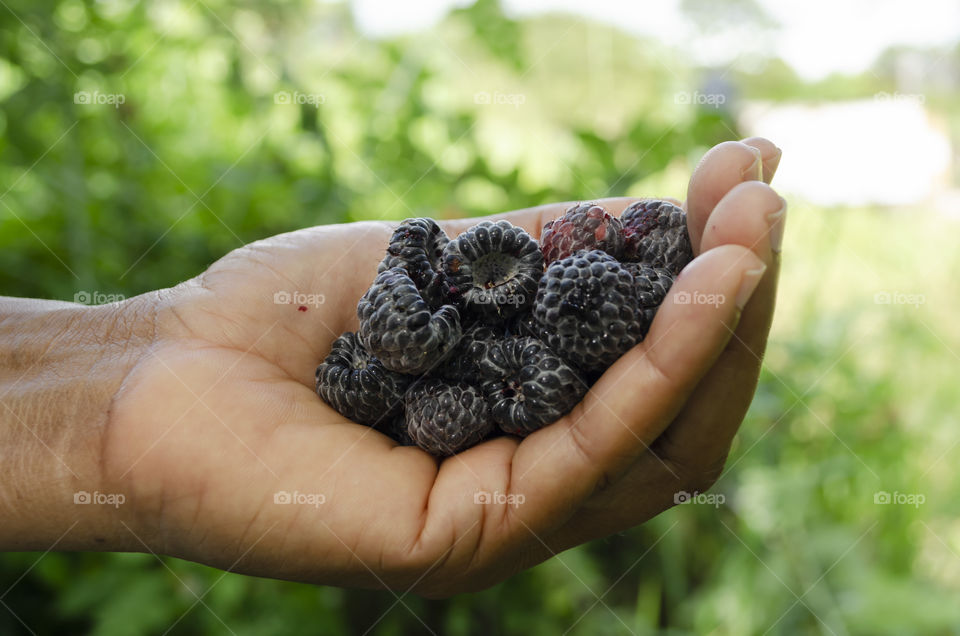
2,138,784,597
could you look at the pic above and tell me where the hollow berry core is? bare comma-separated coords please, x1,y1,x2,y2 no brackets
500,379,522,400
472,252,520,289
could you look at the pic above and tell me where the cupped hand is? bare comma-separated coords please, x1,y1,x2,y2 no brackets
102,138,785,596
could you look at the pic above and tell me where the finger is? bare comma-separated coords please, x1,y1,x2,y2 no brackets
439,197,641,239
655,182,785,467
685,141,763,252
699,181,785,263
505,245,767,535
740,136,782,185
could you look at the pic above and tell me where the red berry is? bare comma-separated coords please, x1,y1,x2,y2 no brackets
540,203,625,264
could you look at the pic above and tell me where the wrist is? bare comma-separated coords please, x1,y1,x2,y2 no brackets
0,295,156,550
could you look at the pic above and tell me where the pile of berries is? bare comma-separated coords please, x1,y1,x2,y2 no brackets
316,200,693,456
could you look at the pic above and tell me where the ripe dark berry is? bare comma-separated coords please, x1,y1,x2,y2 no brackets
478,337,587,436
316,332,411,427
441,220,543,322
621,199,693,274
533,249,642,372
540,203,626,264
405,380,494,456
443,221,543,322
358,267,462,375
379,217,453,308
622,263,675,336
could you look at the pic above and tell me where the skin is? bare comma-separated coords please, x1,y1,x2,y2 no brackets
0,138,784,598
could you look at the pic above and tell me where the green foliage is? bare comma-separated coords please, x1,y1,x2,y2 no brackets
0,0,731,301
3,0,959,634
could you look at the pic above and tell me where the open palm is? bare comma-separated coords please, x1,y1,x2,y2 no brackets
103,138,784,596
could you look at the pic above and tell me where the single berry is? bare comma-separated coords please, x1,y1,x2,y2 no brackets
315,332,411,427
442,220,543,322
533,249,641,372
358,267,462,375
621,199,693,274
437,323,505,384
622,263,675,336
405,379,494,456
478,336,587,436
540,203,626,264
379,218,453,308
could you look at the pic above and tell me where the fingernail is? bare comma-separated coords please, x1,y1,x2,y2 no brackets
767,196,787,254
763,147,783,183
741,147,762,181
735,264,767,311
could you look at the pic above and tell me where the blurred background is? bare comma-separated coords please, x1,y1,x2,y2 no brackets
2,0,960,633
